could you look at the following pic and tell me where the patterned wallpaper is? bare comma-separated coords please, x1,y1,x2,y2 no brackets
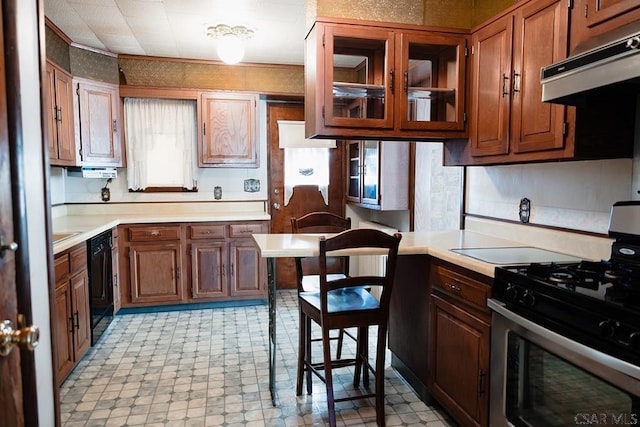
316,0,424,25
45,26,70,72
119,58,304,95
69,47,119,84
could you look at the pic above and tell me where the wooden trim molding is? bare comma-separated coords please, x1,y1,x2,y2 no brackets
44,16,72,45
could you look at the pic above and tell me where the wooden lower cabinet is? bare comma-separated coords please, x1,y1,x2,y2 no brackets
54,243,91,385
229,239,263,297
111,227,121,313
129,242,184,304
428,258,492,427
430,295,490,427
120,221,267,308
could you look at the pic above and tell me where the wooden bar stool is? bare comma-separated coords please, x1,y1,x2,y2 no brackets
291,211,353,358
296,228,402,427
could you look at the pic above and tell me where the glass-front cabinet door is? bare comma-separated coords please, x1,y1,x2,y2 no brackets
397,32,467,131
324,25,395,130
361,141,380,205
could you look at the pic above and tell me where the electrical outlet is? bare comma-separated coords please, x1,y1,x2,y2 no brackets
519,198,530,223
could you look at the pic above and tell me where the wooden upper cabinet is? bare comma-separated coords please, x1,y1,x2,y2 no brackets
75,78,123,167
511,0,568,154
571,0,640,53
469,16,513,157
471,0,568,157
46,61,77,166
305,18,468,141
446,0,636,165
585,0,640,27
199,92,259,168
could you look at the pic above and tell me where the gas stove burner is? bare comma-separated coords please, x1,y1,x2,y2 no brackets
549,270,577,285
604,268,631,283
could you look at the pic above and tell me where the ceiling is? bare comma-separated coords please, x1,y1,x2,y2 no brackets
44,0,308,66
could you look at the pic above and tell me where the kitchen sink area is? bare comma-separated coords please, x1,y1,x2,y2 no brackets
52,231,80,243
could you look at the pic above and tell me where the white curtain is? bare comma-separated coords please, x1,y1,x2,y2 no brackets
284,147,330,205
124,98,197,190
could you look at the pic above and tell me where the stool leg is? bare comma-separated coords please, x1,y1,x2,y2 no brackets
322,326,337,427
336,328,344,359
375,324,387,427
305,315,312,395
296,309,306,396
362,327,370,387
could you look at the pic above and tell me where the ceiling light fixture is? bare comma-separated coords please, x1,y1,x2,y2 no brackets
206,24,254,65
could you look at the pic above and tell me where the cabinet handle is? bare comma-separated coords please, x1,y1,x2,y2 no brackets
56,107,62,122
74,311,80,331
230,263,234,277
512,71,520,94
502,73,509,97
479,369,486,395
53,106,59,122
112,119,117,132
146,230,160,237
403,71,408,93
389,69,394,93
68,316,74,334
176,267,180,280
222,263,226,277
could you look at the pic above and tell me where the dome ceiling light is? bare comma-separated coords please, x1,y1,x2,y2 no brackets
206,24,255,65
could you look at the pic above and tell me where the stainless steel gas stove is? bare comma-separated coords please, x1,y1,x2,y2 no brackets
489,201,640,427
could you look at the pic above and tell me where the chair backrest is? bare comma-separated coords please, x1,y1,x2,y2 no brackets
291,212,351,292
319,228,402,318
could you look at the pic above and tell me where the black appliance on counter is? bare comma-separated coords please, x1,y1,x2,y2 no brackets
87,230,113,345
489,201,640,426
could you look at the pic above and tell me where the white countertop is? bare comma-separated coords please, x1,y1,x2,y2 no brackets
53,210,270,254
252,230,534,278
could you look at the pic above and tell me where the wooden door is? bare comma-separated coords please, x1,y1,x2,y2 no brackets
190,242,228,299
71,272,91,361
470,16,513,157
54,282,74,384
430,295,490,427
76,79,121,166
54,67,76,164
511,0,568,154
229,240,263,297
200,93,258,167
129,243,184,304
112,228,121,313
266,101,345,289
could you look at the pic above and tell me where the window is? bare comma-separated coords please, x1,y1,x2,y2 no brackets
124,98,198,191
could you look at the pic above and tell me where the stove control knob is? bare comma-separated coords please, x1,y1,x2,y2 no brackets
629,332,640,350
505,283,520,301
523,290,536,307
598,319,619,338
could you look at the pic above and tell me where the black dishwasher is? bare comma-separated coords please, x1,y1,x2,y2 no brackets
87,230,113,345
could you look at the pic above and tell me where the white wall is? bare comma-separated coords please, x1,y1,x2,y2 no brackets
19,0,55,423
50,99,270,205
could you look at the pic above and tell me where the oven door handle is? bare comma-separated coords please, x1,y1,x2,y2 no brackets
488,298,640,382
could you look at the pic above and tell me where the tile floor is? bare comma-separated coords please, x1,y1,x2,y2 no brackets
60,290,456,426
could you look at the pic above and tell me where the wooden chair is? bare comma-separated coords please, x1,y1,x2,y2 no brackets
291,211,352,358
296,228,402,427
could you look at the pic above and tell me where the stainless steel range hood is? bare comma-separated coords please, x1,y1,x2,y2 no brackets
541,21,640,105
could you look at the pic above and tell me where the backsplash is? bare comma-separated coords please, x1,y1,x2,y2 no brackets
465,158,634,234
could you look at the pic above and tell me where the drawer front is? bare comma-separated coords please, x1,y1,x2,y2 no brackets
54,253,70,282
190,224,226,239
128,226,181,242
229,223,265,238
431,263,490,313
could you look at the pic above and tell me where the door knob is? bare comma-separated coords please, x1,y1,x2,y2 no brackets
273,203,281,210
0,319,39,356
0,235,18,258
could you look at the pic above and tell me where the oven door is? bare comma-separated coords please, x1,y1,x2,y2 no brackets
488,298,640,427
